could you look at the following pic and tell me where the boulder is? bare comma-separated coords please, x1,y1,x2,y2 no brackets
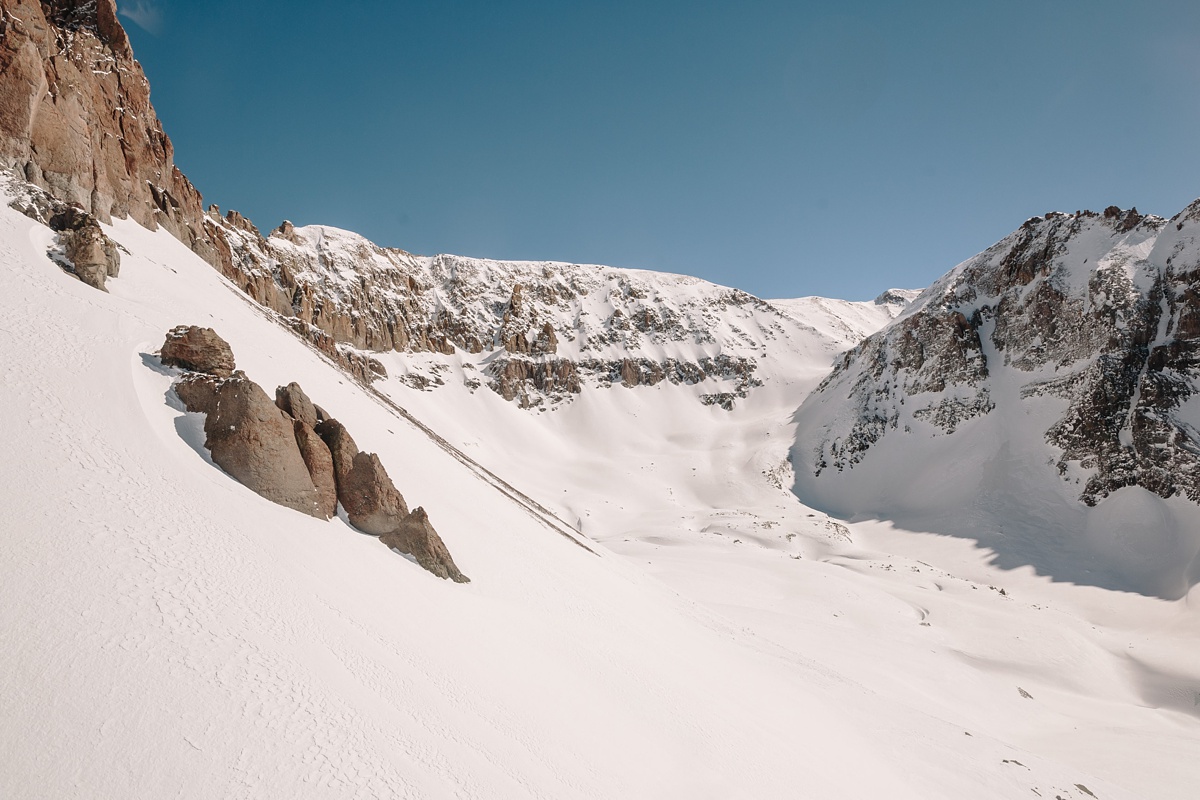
175,372,324,518
340,452,411,535
380,507,469,583
314,418,408,533
160,325,237,377
48,205,120,291
314,418,359,481
174,372,221,416
275,381,319,428
293,420,337,519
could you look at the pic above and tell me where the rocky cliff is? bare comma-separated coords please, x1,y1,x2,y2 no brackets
212,220,914,407
0,0,216,259
792,204,1200,597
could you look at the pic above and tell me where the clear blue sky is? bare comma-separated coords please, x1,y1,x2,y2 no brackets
121,0,1200,300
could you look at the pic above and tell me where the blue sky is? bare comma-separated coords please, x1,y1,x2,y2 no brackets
123,1,1200,300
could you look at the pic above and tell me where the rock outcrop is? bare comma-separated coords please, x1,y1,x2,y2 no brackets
160,326,236,378
292,419,338,520
47,204,119,290
0,0,217,263
315,419,410,535
380,508,469,583
8,181,120,290
174,372,325,518
340,452,411,536
310,417,467,580
312,418,358,484
275,382,319,429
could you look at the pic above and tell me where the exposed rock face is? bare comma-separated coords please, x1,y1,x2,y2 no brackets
275,382,319,429
380,508,469,583
292,420,338,520
173,372,221,417
338,451,411,536
160,326,236,378
174,372,325,518
0,0,217,263
313,417,466,579
800,206,1200,504
188,221,841,407
48,204,119,290
793,204,1200,596
315,418,410,534
313,418,358,483
8,181,120,290
281,318,387,384
490,358,582,404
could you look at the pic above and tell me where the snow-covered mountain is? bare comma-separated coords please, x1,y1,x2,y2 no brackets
205,216,913,409
3,2,1200,799
794,206,1200,598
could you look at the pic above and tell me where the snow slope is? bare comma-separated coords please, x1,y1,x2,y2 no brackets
2,186,1198,799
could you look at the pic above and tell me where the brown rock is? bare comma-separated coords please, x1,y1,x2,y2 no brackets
339,452,410,535
490,357,581,401
174,372,221,416
275,381,319,428
314,418,359,482
174,373,323,518
47,205,119,290
314,419,410,533
532,321,558,355
380,507,469,583
160,325,237,377
293,420,337,519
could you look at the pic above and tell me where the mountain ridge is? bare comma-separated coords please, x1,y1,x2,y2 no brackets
793,203,1200,597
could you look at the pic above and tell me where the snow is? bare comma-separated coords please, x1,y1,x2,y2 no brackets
1,187,1198,799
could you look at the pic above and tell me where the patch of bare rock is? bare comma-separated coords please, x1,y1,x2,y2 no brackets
161,325,236,377
162,325,468,582
9,182,120,291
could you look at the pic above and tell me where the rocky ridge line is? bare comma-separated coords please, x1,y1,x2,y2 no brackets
802,204,1200,506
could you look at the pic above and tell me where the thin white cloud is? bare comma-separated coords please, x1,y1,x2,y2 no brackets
118,1,164,35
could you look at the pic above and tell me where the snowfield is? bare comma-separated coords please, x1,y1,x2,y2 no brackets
2,187,1198,799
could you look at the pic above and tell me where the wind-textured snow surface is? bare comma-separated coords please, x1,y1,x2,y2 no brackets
1,189,1197,799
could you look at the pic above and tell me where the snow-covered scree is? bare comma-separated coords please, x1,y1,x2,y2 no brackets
3,186,1199,799
794,206,1200,599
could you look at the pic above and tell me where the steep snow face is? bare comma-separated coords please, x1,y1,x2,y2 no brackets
210,215,914,409
793,205,1200,598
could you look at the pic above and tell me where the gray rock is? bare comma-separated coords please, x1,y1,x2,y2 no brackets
380,507,469,583
160,326,237,377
